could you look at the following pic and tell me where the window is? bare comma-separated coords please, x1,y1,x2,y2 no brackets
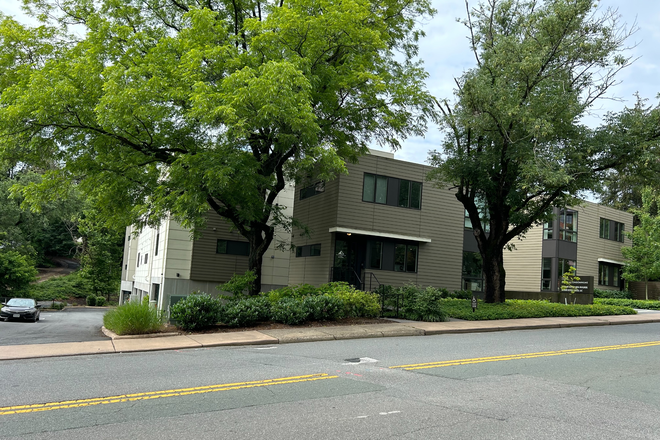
462,252,483,291
599,218,610,239
362,173,421,209
300,181,325,200
154,233,159,256
464,197,490,232
541,257,552,291
394,244,418,272
137,253,140,267
543,221,553,239
559,210,577,242
367,241,383,269
295,244,321,257
558,258,576,277
599,262,621,286
216,239,249,256
144,254,148,264
600,218,625,243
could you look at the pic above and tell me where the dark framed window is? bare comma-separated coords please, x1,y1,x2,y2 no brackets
154,233,159,256
362,173,421,209
144,254,148,264
559,210,577,242
137,253,140,267
367,241,383,269
558,258,576,277
543,221,553,239
541,257,552,291
300,181,325,200
600,218,625,243
613,222,625,242
394,244,418,272
464,197,490,232
599,262,621,286
216,239,249,256
296,244,321,257
462,252,483,291
599,218,610,239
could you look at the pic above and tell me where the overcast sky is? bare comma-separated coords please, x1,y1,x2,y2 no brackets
2,0,658,165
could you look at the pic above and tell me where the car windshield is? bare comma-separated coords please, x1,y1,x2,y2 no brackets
6,298,35,307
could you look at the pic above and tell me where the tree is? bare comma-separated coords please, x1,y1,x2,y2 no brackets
622,188,660,300
0,243,38,296
0,0,434,294
428,0,659,303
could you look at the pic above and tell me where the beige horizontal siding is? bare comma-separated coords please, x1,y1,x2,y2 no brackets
503,224,544,292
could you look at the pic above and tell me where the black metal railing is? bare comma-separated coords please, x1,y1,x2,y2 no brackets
329,267,363,290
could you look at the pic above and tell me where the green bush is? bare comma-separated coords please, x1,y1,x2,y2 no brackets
220,296,271,327
328,284,381,318
95,296,106,306
263,284,320,302
169,293,223,331
86,295,97,306
450,289,473,300
401,286,448,322
28,272,91,300
593,289,634,299
303,294,344,321
103,299,163,335
218,270,257,298
594,298,660,310
270,298,308,325
441,298,636,320
50,301,66,310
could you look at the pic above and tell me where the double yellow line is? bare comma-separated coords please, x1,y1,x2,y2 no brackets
390,340,660,371
0,373,337,416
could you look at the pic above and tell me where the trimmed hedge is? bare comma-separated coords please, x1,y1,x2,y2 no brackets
594,298,660,310
169,293,223,331
220,296,271,327
442,299,636,320
593,288,634,299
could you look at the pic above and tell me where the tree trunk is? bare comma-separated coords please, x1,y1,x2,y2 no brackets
246,223,273,296
248,249,264,296
481,246,506,303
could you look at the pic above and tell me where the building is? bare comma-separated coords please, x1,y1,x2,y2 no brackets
120,150,632,307
119,183,294,310
289,150,633,296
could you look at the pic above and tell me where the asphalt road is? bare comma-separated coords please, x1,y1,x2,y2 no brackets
0,308,108,345
1,323,660,439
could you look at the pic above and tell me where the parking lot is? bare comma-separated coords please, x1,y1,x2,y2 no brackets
0,307,109,346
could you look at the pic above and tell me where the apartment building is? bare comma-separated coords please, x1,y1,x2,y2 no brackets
119,183,294,310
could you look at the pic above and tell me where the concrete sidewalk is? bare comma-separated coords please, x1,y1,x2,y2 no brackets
2,314,660,361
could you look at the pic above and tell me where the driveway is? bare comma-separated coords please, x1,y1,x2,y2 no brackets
0,307,108,346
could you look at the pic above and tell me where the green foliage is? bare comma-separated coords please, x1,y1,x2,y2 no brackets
451,290,473,300
169,293,223,332
593,289,634,299
218,270,257,298
50,301,65,310
302,295,344,321
594,298,660,310
28,271,89,300
622,188,660,300
270,298,308,325
0,0,434,294
400,286,448,322
441,299,636,321
103,298,163,335
561,266,580,301
220,296,270,328
330,285,381,318
263,284,320,302
427,0,650,303
0,248,38,294
86,295,96,306
95,296,106,306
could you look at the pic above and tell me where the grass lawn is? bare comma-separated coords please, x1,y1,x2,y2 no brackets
441,298,636,321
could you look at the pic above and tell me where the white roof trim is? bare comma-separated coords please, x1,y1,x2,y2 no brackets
598,258,626,266
328,227,432,243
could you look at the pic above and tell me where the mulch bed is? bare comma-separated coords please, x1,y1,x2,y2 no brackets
163,317,397,335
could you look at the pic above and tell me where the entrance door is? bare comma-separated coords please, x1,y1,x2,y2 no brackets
332,236,366,288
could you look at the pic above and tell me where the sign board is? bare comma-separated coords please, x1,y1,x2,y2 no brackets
560,276,593,294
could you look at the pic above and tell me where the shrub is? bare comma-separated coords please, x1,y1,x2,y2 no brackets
220,296,271,327
86,295,97,306
270,298,308,325
95,296,107,307
593,288,634,299
29,272,91,301
103,298,163,335
50,302,66,310
303,295,344,321
329,284,380,318
450,289,473,300
263,284,320,302
218,270,257,298
594,298,660,310
400,285,448,322
169,293,223,331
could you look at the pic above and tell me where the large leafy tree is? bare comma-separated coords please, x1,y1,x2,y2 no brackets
428,0,659,303
0,0,434,294
622,188,660,300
